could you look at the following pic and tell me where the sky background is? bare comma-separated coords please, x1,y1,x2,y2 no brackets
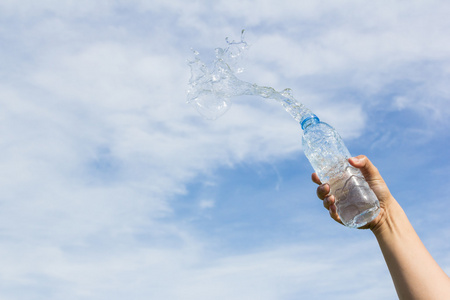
1,1,450,299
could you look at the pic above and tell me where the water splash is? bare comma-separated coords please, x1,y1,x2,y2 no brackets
187,30,315,123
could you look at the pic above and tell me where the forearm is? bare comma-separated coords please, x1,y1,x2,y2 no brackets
372,198,450,300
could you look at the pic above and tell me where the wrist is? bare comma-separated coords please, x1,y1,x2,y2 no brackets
370,197,405,238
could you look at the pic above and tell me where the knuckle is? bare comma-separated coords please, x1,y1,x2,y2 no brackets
323,197,329,209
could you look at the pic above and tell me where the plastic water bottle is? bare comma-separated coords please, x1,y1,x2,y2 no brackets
301,114,380,228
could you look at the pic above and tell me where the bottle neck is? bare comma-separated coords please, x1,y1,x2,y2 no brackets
300,114,320,130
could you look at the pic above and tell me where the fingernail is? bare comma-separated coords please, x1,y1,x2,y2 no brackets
351,157,361,163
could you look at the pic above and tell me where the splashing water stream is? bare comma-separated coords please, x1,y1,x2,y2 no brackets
187,31,315,124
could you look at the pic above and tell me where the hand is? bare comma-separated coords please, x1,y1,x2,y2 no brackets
311,155,395,230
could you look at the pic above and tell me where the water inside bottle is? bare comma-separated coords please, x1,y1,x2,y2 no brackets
329,167,380,228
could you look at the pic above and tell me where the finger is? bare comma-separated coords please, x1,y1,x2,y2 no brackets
311,173,322,185
316,183,330,200
323,195,343,225
323,195,334,210
329,202,342,225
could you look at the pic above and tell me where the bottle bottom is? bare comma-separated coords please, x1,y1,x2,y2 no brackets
343,206,380,228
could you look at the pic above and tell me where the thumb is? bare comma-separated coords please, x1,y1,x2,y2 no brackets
348,155,382,183
348,155,392,202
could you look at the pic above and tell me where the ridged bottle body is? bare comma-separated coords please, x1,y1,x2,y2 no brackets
301,116,380,228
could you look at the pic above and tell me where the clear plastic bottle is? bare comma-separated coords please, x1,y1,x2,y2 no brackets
301,114,380,228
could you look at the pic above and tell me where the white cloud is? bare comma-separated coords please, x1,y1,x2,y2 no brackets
235,1,450,126
199,199,215,209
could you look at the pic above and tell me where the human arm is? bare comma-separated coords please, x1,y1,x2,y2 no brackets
312,155,450,300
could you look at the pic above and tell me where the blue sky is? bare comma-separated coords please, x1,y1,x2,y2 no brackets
1,1,450,299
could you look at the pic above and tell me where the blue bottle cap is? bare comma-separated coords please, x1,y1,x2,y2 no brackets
300,114,319,130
